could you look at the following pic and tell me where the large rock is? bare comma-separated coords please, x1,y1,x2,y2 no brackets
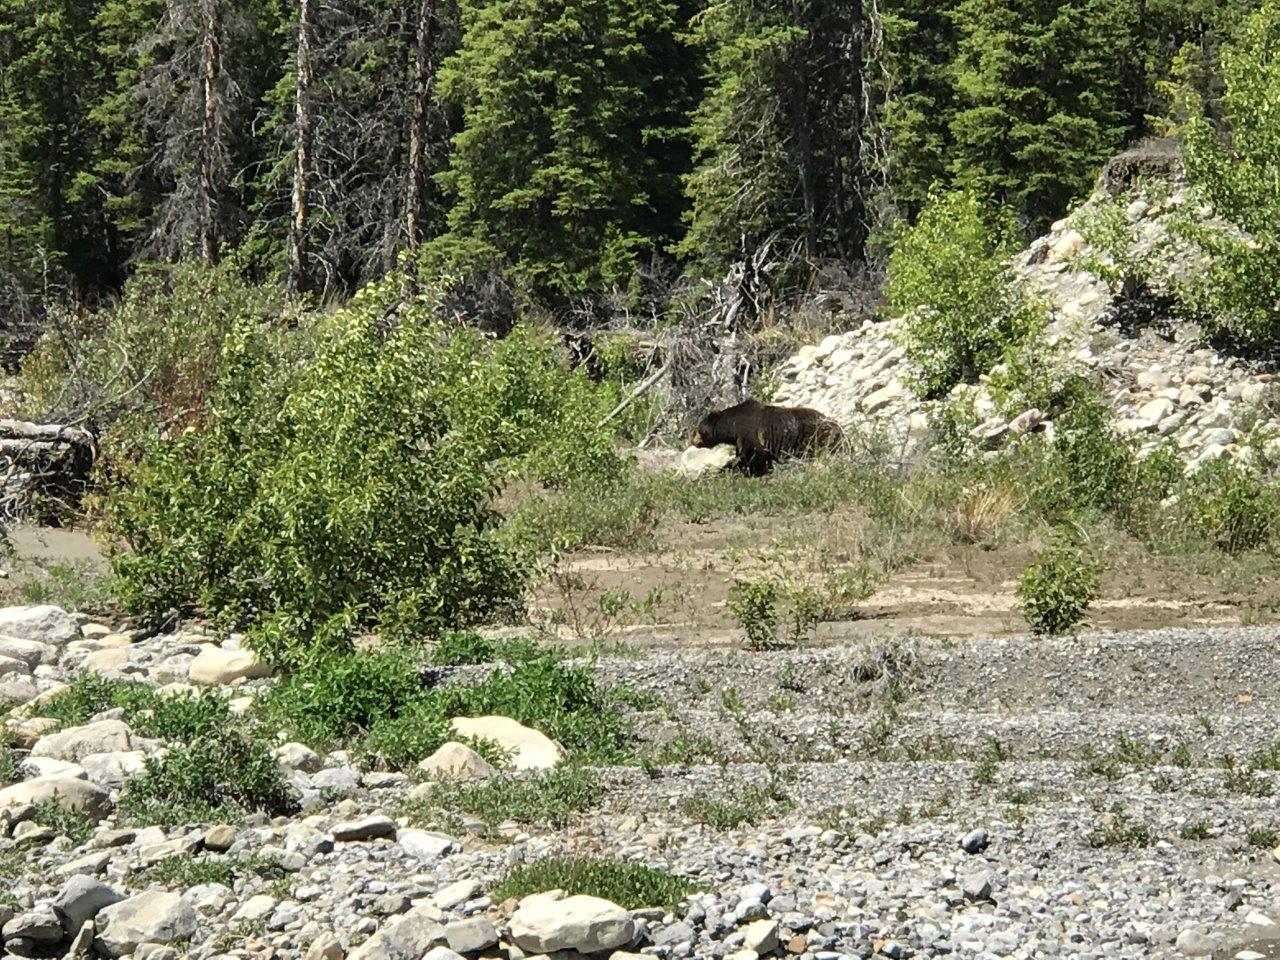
52,876,124,939
80,751,149,789
31,720,141,763
397,829,458,862
448,716,561,771
331,815,396,842
3,907,63,946
0,776,111,819
0,635,55,667
0,654,29,679
79,648,130,676
347,905,444,960
508,892,636,954
417,742,494,781
187,645,271,685
94,891,197,958
678,445,737,479
0,606,78,645
445,917,498,954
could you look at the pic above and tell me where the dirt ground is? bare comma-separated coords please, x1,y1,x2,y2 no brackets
528,508,1280,650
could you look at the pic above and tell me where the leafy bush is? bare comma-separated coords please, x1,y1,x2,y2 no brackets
680,779,793,829
1016,539,1102,636
493,859,701,911
31,801,96,844
887,189,1045,398
431,631,543,666
120,728,291,826
143,855,236,889
1175,0,1280,349
104,274,622,662
726,578,779,650
38,675,231,741
1183,460,1279,553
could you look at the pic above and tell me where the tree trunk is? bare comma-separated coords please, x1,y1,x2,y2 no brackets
793,43,818,261
403,0,438,247
847,0,867,263
287,0,316,296
199,0,221,266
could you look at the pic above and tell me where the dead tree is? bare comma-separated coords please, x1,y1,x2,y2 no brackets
0,419,97,522
198,0,222,266
404,0,440,247
287,0,317,296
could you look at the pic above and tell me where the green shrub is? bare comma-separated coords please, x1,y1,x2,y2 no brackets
887,189,1044,399
1176,0,1280,349
104,273,621,662
1016,539,1102,636
402,768,602,830
726,578,779,650
142,855,236,889
493,859,700,911
31,801,96,844
680,778,792,829
120,728,291,826
1183,459,1278,553
431,631,543,666
38,676,232,742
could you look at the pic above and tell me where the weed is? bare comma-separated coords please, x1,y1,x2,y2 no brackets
1085,805,1153,849
31,801,95,844
1016,539,1101,636
143,855,235,888
492,859,701,911
1179,822,1211,841
401,768,601,831
680,776,792,829
1247,827,1278,849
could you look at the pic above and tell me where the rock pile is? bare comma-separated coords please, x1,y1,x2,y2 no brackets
772,184,1280,471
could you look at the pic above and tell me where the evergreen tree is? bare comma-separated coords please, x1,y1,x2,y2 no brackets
428,0,696,303
948,0,1137,228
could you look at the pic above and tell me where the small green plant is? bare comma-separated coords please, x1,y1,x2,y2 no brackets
1179,822,1211,841
1085,805,1153,849
726,577,779,650
1016,539,1101,636
1183,460,1277,553
1247,827,1278,849
401,768,602,831
680,777,793,829
492,859,701,911
143,855,236,889
31,801,96,844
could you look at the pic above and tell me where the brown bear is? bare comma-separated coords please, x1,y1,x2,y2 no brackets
691,399,843,476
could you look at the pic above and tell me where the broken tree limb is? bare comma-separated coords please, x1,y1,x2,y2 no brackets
596,361,671,429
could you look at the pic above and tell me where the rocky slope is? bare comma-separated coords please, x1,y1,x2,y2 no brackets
772,183,1280,472
0,604,1276,958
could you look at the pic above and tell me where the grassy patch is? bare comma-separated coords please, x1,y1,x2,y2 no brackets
1247,827,1278,849
492,858,701,911
1084,806,1153,849
143,855,236,888
400,768,602,831
1179,821,1211,841
680,779,792,830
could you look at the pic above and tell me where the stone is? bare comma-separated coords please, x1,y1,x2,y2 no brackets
309,767,362,795
30,719,138,763
19,755,87,780
52,876,124,939
187,644,271,685
332,815,397,842
275,742,322,773
445,916,499,953
653,921,696,946
1137,397,1175,424
0,635,55,667
961,873,993,903
94,892,197,958
508,892,636,954
80,648,130,676
678,445,737,479
202,824,237,852
347,906,444,960
0,655,28,678
1048,229,1086,262
232,895,277,923
418,742,495,781
423,949,466,960
1008,409,1044,433
741,919,780,955
306,932,344,960
433,879,481,911
3,908,63,945
0,606,78,645
449,715,562,771
1174,929,1218,956
0,775,111,819
397,829,458,861
960,828,989,854
861,382,903,415
79,750,148,789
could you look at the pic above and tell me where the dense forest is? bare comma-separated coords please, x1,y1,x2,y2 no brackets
0,0,1250,316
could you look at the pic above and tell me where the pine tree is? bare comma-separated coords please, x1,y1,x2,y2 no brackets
948,0,1137,228
428,0,696,303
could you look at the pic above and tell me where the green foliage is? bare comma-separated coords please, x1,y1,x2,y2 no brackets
493,859,701,911
1183,460,1279,553
680,778,792,829
1178,0,1280,348
142,855,236,889
888,189,1044,398
104,275,620,661
120,728,291,826
402,768,602,830
1085,805,1153,848
31,800,96,844
947,0,1136,227
1016,538,1102,636
37,675,232,742
431,631,543,666
726,578,779,650
427,0,695,300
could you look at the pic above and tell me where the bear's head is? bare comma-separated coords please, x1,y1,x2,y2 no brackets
690,416,715,448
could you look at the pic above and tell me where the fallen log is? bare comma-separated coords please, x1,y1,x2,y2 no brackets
0,418,96,522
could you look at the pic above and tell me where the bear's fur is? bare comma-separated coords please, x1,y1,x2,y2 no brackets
690,399,843,476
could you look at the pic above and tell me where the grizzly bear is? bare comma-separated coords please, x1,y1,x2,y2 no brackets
690,399,843,476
